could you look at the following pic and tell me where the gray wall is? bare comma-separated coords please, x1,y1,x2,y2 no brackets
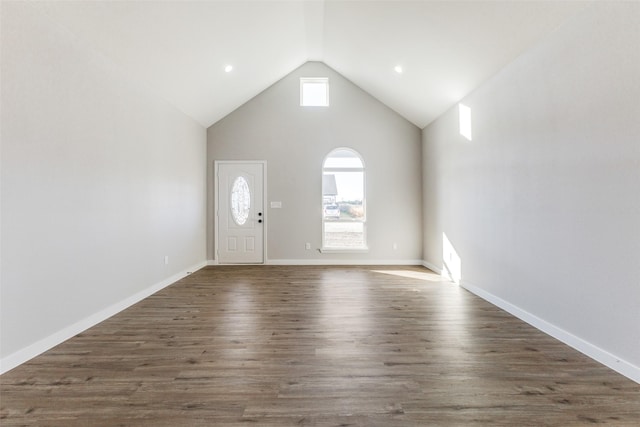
1,3,207,366
208,62,422,263
422,3,640,376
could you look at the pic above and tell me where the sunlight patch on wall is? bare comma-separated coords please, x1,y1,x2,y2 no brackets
442,232,462,284
459,103,472,141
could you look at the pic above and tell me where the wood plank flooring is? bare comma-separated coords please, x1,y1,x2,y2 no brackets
1,265,639,426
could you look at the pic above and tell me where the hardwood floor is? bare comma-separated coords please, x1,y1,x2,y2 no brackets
1,265,639,426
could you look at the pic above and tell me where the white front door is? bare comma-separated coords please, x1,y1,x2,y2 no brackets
216,162,265,264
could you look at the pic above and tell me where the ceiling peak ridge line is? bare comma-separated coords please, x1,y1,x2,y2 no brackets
303,0,326,61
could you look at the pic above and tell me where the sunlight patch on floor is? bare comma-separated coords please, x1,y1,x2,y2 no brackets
371,269,443,282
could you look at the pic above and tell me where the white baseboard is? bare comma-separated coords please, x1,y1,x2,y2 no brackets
461,280,640,385
207,259,425,267
266,259,424,266
422,260,442,274
0,261,208,375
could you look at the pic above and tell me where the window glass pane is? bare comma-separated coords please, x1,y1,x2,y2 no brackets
323,157,363,168
302,83,327,106
323,171,363,216
323,149,363,168
322,147,366,250
230,176,250,225
301,78,329,107
324,222,364,249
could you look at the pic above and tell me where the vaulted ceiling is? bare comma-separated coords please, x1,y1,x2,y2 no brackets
32,1,590,128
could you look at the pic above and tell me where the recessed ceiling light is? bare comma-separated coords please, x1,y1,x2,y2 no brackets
224,65,233,73
394,65,403,74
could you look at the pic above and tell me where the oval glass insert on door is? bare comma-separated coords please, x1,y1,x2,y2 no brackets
230,176,251,225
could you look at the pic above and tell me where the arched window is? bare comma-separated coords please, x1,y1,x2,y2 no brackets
322,148,367,251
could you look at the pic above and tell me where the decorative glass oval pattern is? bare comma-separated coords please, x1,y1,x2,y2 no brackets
231,176,251,225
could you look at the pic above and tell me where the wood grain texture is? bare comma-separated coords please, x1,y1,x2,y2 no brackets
1,265,639,426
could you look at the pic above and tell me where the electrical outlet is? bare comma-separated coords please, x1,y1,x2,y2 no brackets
392,243,398,250
164,255,169,265
305,243,311,250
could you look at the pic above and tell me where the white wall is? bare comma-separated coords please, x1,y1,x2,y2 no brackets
0,2,207,371
422,3,640,381
207,62,422,263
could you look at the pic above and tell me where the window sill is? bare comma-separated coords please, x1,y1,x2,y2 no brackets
320,247,369,254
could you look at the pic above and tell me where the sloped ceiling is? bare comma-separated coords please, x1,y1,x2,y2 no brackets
30,0,589,128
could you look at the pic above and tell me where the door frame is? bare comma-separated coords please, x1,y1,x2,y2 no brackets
214,160,267,264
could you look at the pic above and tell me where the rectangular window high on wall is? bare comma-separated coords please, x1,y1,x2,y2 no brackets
322,148,367,251
300,77,329,106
